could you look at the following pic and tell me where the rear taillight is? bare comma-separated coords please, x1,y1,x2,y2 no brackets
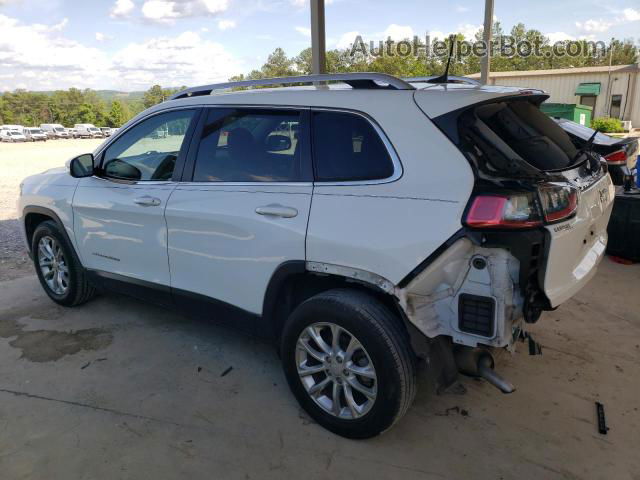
466,183,579,228
604,150,627,166
537,183,578,223
465,193,542,228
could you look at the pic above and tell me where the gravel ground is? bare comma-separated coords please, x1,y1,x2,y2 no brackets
0,139,104,282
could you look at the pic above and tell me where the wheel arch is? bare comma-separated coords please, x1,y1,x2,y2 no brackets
262,261,423,355
23,206,74,257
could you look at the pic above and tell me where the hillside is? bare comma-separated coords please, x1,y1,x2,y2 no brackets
0,90,145,102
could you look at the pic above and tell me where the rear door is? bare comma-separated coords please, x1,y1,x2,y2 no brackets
73,108,199,299
165,107,312,326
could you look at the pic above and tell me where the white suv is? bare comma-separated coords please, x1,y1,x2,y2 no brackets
18,73,614,438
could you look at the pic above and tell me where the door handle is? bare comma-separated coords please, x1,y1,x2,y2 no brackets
255,205,298,218
133,196,161,207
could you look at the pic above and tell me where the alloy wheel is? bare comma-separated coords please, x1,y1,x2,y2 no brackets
296,322,377,419
38,236,69,295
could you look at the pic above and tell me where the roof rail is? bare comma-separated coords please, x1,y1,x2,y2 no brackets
403,75,481,86
169,73,415,100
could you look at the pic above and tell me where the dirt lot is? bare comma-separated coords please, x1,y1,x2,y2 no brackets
0,259,639,479
0,141,639,479
0,139,103,281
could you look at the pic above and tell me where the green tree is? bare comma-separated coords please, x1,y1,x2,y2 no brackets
107,100,128,127
142,85,183,108
143,85,165,108
259,47,297,77
76,103,96,124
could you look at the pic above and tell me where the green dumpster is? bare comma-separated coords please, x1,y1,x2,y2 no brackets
540,103,593,126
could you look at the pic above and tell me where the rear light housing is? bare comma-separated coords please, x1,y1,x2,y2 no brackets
604,150,627,166
537,183,578,223
465,193,542,228
465,183,579,229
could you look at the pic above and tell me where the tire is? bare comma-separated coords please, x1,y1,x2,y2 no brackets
32,220,96,307
281,289,416,439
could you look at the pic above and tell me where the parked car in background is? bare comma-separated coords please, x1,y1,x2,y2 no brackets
552,118,639,185
40,124,69,139
18,73,615,439
65,128,79,139
24,128,48,142
100,127,113,137
1,130,27,142
74,124,103,138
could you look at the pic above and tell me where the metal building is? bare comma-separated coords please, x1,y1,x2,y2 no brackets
468,64,640,129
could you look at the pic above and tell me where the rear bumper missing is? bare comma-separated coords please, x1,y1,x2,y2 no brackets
396,238,525,349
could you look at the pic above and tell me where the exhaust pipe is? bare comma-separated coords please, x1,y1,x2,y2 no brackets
454,347,515,394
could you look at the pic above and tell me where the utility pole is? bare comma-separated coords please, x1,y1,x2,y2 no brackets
480,0,494,85
605,39,614,116
310,0,326,74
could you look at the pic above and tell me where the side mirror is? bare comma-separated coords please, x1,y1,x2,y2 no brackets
103,158,142,181
69,153,95,178
266,134,292,152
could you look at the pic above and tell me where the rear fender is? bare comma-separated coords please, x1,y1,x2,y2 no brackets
307,249,524,350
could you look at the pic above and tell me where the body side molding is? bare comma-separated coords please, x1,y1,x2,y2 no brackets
306,261,396,294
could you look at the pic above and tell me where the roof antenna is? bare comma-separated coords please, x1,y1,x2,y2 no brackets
428,35,456,84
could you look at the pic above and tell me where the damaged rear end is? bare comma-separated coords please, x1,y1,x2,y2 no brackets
402,86,614,390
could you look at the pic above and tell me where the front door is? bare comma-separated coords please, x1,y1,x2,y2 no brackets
165,107,312,328
73,108,199,297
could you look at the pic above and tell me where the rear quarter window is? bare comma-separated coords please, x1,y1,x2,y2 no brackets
312,111,395,182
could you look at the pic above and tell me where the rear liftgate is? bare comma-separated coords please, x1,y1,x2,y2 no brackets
400,93,613,392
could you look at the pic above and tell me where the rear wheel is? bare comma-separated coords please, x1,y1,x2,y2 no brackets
32,220,96,307
281,289,416,439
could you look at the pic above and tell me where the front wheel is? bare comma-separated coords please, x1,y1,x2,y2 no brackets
281,289,416,439
32,220,96,306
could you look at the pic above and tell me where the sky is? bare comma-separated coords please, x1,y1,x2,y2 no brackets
0,0,639,92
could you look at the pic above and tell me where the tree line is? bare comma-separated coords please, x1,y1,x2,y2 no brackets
1,22,637,127
230,22,638,81
0,85,182,128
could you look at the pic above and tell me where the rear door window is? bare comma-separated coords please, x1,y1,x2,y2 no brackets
192,108,304,182
312,111,395,182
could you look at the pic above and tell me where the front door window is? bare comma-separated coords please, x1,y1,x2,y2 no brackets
102,109,196,181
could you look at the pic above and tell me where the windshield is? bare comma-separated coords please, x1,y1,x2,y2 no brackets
89,128,99,132
54,127,65,132
31,129,43,134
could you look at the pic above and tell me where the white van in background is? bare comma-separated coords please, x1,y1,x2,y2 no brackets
40,124,69,139
1,124,25,134
74,124,103,139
